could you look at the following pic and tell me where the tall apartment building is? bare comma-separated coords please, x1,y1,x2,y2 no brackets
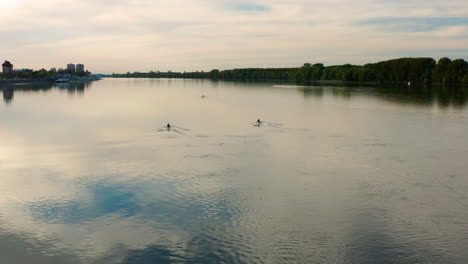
67,63,76,72
76,64,85,72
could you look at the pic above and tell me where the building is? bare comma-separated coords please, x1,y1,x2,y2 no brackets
2,61,13,74
76,64,84,72
50,68,57,72
67,63,76,72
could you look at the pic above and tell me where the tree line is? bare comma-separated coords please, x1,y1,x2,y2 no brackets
110,57,468,85
0,69,90,80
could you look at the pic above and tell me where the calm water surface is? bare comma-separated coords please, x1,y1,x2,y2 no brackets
1,79,468,263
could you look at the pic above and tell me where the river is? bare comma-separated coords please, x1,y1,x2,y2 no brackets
1,79,467,263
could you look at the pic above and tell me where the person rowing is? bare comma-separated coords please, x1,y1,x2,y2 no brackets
157,123,191,134
252,118,263,127
252,118,283,127
157,123,172,131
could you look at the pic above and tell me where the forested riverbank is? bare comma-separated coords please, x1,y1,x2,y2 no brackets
111,57,468,85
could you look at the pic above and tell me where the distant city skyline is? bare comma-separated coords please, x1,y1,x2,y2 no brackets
1,0,467,73
1,60,86,73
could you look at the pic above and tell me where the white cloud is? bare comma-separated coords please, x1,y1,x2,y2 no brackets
430,25,468,38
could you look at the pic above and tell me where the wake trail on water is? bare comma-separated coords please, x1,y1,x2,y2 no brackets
251,121,284,128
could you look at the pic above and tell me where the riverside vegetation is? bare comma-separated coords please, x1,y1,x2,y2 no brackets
111,57,468,85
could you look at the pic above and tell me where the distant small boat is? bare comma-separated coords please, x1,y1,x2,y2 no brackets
56,78,70,83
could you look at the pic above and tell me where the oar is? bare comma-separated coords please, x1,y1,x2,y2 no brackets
172,126,191,131
172,128,186,135
157,127,170,132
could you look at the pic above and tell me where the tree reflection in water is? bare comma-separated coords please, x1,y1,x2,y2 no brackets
297,83,468,108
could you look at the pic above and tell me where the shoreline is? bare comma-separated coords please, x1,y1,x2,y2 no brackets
0,78,100,87
107,77,468,88
0,79,53,86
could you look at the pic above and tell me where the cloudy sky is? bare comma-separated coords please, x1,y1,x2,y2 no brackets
1,0,468,73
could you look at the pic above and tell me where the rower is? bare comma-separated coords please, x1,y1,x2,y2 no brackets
257,119,261,124
167,123,171,129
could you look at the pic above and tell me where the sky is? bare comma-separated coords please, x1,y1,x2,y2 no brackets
1,0,468,73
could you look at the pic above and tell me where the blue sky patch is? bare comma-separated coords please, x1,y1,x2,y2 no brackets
360,17,468,32
231,3,270,12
